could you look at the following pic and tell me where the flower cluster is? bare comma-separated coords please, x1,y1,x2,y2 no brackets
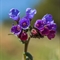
34,14,57,39
9,8,57,42
9,8,36,42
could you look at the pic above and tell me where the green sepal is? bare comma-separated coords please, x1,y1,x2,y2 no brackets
19,39,27,44
29,26,32,31
21,40,27,44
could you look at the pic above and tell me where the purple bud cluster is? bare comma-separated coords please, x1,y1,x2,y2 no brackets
9,8,57,41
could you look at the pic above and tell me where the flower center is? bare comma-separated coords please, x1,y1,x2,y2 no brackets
36,24,39,27
23,22,27,26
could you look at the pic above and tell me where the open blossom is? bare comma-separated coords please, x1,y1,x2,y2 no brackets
34,19,45,30
11,25,21,35
47,22,57,31
40,27,50,36
19,17,30,30
26,8,37,20
42,14,53,23
9,8,20,20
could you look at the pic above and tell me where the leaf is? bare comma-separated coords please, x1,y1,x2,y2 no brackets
25,52,33,60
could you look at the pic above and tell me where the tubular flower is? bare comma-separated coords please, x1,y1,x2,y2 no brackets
47,30,55,40
9,8,20,20
47,22,57,31
19,17,30,30
11,25,21,35
40,27,50,36
42,14,53,23
26,8,37,20
34,19,44,30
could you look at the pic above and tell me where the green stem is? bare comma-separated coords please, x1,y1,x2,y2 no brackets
24,37,31,60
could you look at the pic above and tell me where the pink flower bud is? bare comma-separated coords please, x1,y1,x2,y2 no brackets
18,32,28,41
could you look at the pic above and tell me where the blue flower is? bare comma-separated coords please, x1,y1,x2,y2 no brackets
9,8,20,20
11,25,21,35
25,8,37,20
19,17,30,30
42,14,53,23
47,22,57,31
34,19,44,30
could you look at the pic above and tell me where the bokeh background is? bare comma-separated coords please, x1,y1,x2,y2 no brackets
0,0,60,60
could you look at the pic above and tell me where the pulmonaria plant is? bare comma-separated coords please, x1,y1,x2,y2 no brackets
9,8,57,60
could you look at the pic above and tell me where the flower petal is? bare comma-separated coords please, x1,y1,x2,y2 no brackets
34,19,44,30
26,8,37,19
19,18,30,30
11,25,21,35
9,8,20,20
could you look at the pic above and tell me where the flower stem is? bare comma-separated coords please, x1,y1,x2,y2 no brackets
24,37,31,60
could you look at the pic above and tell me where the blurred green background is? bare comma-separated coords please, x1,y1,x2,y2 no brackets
0,0,60,60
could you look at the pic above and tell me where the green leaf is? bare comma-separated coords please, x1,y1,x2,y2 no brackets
25,52,33,60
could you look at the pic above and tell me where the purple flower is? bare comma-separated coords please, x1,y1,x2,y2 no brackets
11,25,21,35
26,8,37,20
40,27,50,36
47,22,57,40
40,22,56,39
40,22,56,36
42,14,53,23
9,8,20,20
19,18,30,30
47,30,56,40
47,22,57,31
34,19,44,30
